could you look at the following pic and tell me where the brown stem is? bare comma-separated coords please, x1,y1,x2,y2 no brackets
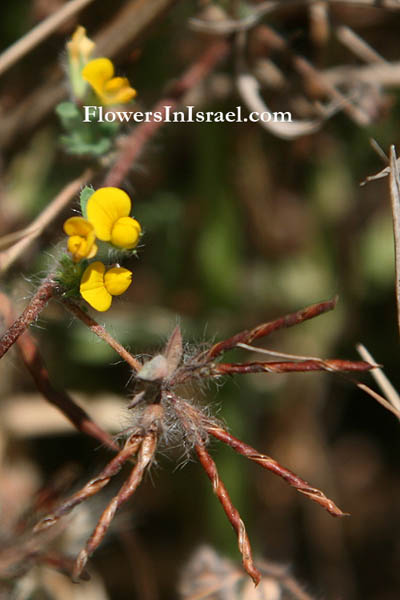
73,409,161,579
62,298,142,372
206,425,346,518
34,433,142,533
211,359,374,376
0,278,57,360
196,298,338,363
0,292,117,452
104,39,230,188
195,440,261,586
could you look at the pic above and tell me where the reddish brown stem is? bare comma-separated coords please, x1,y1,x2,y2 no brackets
0,278,57,360
197,298,337,362
195,440,261,586
73,411,160,579
0,292,117,452
206,425,346,518
34,433,142,533
62,298,142,372
104,39,229,188
211,359,374,376
39,552,90,581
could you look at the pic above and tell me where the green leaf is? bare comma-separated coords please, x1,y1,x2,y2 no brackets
55,102,81,130
80,186,95,219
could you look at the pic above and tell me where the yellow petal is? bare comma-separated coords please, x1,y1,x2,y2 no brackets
68,235,87,262
104,267,132,296
87,242,98,259
82,58,114,97
80,262,112,311
102,77,137,105
111,217,141,249
87,187,131,241
67,26,95,64
63,216,93,237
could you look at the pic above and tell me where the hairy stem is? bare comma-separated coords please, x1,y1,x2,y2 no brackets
62,298,142,372
0,278,57,360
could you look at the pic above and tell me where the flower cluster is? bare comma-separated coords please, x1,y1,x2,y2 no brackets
67,26,136,105
61,187,141,312
58,27,136,157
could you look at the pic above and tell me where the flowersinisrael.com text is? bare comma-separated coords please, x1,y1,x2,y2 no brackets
83,105,292,124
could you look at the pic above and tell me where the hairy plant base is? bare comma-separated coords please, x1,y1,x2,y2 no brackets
28,300,374,583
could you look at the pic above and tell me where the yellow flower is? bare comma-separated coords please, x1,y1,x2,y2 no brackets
82,58,136,105
63,216,98,262
67,26,95,99
87,187,142,249
67,26,95,65
80,261,132,311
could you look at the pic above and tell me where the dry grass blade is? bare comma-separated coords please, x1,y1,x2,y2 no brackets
0,0,96,76
336,25,387,64
356,382,400,421
0,168,93,273
389,145,400,337
357,343,400,414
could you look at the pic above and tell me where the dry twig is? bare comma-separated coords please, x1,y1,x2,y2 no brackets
389,145,400,337
0,292,117,451
0,168,94,274
104,38,230,187
0,0,96,76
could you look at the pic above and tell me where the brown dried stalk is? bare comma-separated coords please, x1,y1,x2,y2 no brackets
205,425,346,517
210,358,373,376
0,277,57,360
104,38,230,187
73,408,160,579
34,434,143,533
0,292,117,451
35,404,162,580
195,298,337,363
62,298,142,372
195,440,261,585
0,168,94,274
0,0,96,76
31,300,375,582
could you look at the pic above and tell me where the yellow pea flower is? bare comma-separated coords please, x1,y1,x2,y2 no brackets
67,26,95,66
87,187,142,250
80,261,132,311
63,216,98,262
67,26,95,99
82,58,136,105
